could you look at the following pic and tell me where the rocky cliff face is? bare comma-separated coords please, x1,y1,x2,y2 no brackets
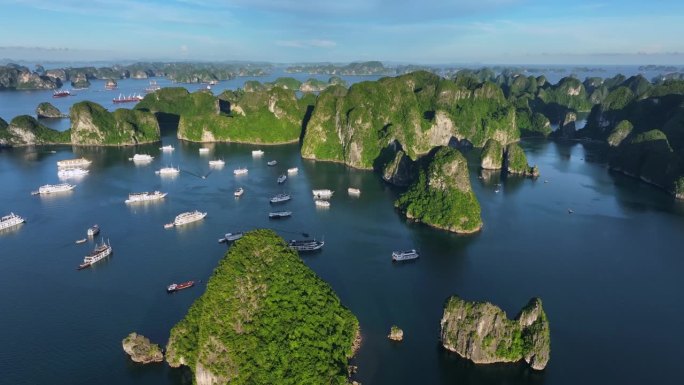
395,147,483,233
0,65,61,90
122,333,163,364
505,143,539,177
440,296,550,370
36,102,65,119
0,115,69,146
302,71,519,169
70,73,90,88
70,101,160,146
382,149,417,186
136,86,308,144
480,138,503,170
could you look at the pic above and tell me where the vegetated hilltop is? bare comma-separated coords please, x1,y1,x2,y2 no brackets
166,229,359,385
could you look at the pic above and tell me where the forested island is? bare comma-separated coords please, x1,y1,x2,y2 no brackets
165,230,359,385
2,65,683,229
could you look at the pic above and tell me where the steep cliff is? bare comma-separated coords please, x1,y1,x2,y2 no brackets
440,296,550,370
0,64,61,90
36,102,65,119
480,139,503,170
70,101,160,146
505,143,539,177
301,71,519,169
0,115,70,146
166,230,359,385
395,147,482,233
122,333,163,364
137,87,310,144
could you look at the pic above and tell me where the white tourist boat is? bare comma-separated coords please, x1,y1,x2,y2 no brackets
171,210,207,227
0,213,25,231
267,160,277,166
288,238,325,252
125,191,167,204
78,239,113,270
392,249,419,262
87,224,100,237
57,158,91,168
270,193,291,203
209,159,225,167
312,189,333,199
269,211,292,219
234,187,244,197
252,149,264,157
199,148,210,154
233,167,248,175
347,187,361,196
160,145,175,151
32,183,75,195
277,174,287,184
155,166,180,175
130,154,153,162
315,199,331,208
58,168,89,178
287,167,299,174
218,232,244,243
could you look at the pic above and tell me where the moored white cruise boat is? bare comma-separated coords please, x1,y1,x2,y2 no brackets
234,167,248,175
218,232,244,243
288,238,325,252
392,249,419,262
57,158,91,168
172,210,207,227
312,189,333,199
199,148,210,154
277,174,287,184
287,167,298,174
347,187,361,196
130,154,153,162
315,199,330,208
155,166,180,175
234,187,244,197
267,160,277,166
269,211,292,219
160,145,175,151
58,168,89,178
252,149,264,157
270,193,291,203
78,239,113,270
0,213,25,231
209,159,225,167
32,183,75,195
125,191,167,204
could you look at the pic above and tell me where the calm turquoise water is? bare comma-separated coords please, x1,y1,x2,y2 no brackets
2,135,684,385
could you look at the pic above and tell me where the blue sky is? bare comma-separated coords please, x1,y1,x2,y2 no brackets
1,0,683,64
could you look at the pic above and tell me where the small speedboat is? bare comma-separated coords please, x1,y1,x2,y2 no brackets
267,160,277,166
277,174,287,184
164,223,174,229
269,211,292,219
347,187,361,196
218,232,244,243
287,167,298,174
252,150,264,157
315,200,330,208
234,187,244,197
75,238,87,244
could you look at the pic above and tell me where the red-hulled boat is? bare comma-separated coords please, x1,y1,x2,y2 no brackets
53,90,71,98
167,281,195,293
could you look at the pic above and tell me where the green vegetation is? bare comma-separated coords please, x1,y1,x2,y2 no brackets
269,77,302,90
536,77,593,112
480,138,504,169
395,147,482,233
35,102,64,119
441,296,550,370
166,230,359,385
607,120,633,147
302,71,519,169
0,115,70,146
70,101,160,145
137,86,307,144
506,143,538,176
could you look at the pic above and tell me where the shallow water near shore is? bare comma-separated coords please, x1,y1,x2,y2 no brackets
1,134,684,384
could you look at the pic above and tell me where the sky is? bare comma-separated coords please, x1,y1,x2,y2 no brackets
1,0,684,65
